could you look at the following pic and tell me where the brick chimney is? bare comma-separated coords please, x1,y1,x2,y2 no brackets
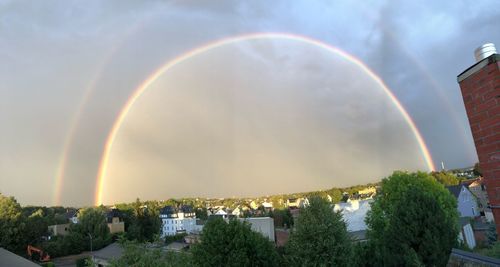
457,43,500,235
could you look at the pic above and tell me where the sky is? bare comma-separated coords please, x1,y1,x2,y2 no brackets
1,0,499,206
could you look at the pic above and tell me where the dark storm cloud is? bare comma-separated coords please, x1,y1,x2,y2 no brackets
0,0,498,205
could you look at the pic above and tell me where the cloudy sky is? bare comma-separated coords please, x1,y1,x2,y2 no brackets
1,1,499,206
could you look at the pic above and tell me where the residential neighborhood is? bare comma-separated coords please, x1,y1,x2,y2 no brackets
1,8,499,265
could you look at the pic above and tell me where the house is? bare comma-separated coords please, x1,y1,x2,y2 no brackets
231,206,241,217
159,205,197,237
106,209,125,234
214,209,229,219
48,223,70,237
357,187,377,199
0,247,40,267
250,201,259,210
448,248,500,266
463,177,492,219
286,198,309,209
260,201,273,212
446,185,479,218
92,242,123,267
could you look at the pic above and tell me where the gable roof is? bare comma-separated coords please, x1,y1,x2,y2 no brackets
446,185,463,198
160,206,177,215
0,248,40,267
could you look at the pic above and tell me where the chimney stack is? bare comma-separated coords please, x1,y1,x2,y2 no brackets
457,43,500,235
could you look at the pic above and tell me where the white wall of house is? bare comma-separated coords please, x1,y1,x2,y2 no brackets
160,212,197,237
239,217,275,242
334,199,372,232
459,223,476,249
457,187,479,218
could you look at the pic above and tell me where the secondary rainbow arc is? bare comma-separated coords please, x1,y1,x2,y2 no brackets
94,32,436,205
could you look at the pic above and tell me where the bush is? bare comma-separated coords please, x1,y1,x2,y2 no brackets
164,233,187,244
76,257,90,267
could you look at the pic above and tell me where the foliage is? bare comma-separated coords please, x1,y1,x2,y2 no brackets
284,196,352,266
192,217,280,267
195,207,208,220
366,171,459,267
70,206,111,251
123,199,161,242
486,223,498,247
476,242,500,259
474,162,483,177
42,207,111,257
76,257,91,267
431,171,460,186
0,194,26,253
270,208,293,228
110,241,194,267
164,233,187,244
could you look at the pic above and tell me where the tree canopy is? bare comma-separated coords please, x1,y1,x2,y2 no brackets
430,171,460,186
284,196,352,266
365,171,459,266
0,194,25,252
109,241,193,267
192,217,280,267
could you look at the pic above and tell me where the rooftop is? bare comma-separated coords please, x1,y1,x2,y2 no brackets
0,248,40,267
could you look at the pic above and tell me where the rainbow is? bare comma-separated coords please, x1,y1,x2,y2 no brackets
94,32,436,205
51,18,152,206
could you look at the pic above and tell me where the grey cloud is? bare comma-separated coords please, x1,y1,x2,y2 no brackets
1,0,498,206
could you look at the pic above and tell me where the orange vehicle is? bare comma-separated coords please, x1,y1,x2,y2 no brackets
27,245,50,262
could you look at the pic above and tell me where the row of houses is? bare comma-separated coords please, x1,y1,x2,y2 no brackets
48,208,125,237
158,205,275,241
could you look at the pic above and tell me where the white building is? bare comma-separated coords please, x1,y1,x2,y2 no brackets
240,217,275,242
160,205,197,237
334,199,372,232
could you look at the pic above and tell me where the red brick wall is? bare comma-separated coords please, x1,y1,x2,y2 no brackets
458,57,500,234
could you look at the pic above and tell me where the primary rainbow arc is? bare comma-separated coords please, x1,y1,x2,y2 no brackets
94,32,436,205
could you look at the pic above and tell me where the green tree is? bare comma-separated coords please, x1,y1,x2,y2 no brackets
430,171,459,186
24,209,48,245
0,194,26,253
271,209,293,229
126,199,161,242
366,171,459,267
195,207,208,220
192,217,280,267
110,241,194,267
284,196,352,266
70,207,111,251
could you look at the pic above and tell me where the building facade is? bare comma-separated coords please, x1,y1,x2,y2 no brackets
447,185,480,218
160,205,197,237
457,44,500,234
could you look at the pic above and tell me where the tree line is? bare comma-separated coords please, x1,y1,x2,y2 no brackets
109,171,466,267
0,170,476,265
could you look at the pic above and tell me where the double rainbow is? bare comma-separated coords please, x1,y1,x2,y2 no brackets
93,32,436,205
